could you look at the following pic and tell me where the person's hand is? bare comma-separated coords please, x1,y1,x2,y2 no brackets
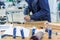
44,21,50,27
24,15,31,21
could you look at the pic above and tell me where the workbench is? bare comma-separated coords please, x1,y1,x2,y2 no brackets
0,21,60,40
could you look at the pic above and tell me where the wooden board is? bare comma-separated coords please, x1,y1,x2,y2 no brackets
1,21,60,40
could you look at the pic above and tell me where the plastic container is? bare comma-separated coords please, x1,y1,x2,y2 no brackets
48,27,52,39
13,28,16,39
32,27,36,36
20,29,25,39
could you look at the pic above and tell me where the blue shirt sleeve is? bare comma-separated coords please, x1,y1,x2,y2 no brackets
30,0,51,22
24,6,29,15
24,0,31,15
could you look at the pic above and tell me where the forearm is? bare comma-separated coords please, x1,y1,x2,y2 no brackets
30,9,50,20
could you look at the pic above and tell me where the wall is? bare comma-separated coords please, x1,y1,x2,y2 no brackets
48,0,58,22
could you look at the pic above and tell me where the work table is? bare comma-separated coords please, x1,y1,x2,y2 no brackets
0,21,60,40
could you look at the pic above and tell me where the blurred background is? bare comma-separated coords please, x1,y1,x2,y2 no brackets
0,0,60,23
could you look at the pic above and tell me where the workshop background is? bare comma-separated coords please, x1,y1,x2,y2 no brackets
0,0,60,23
0,0,60,40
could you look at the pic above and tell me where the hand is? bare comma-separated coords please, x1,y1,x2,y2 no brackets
24,15,31,21
44,21,50,27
